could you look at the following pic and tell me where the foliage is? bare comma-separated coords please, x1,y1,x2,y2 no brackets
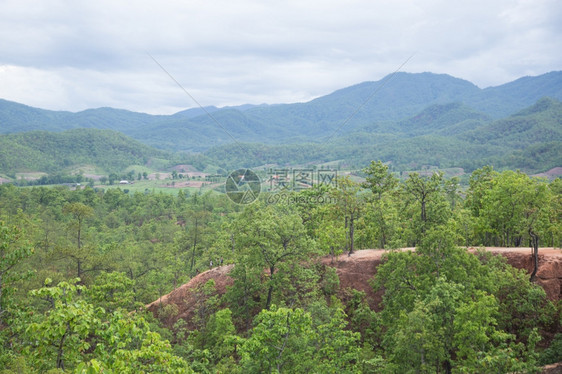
373,230,550,373
0,220,33,318
2,75,562,174
0,128,172,175
21,279,192,373
0,162,559,372
239,305,360,373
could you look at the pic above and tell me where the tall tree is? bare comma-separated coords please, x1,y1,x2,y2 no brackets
58,202,106,280
63,202,93,251
239,306,360,373
0,221,33,319
331,177,362,255
228,203,316,310
480,171,552,280
401,171,447,243
362,160,398,200
362,161,399,248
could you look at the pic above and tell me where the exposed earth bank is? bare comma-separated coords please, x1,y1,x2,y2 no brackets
146,247,562,371
147,247,562,321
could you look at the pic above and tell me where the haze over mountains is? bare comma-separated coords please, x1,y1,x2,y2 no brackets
0,71,561,174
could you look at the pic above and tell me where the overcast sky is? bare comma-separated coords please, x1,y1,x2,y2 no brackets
0,0,561,114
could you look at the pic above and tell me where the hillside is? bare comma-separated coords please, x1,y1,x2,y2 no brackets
1,71,561,151
0,96,559,175
201,97,562,173
0,71,560,174
0,128,171,174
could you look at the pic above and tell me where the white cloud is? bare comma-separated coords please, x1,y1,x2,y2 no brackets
0,0,560,114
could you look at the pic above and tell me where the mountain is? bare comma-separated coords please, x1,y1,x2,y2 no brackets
201,97,562,173
1,71,561,152
0,128,171,174
394,102,491,137
467,71,562,117
0,97,560,175
0,71,560,174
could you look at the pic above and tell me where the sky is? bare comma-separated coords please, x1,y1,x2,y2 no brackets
0,0,561,115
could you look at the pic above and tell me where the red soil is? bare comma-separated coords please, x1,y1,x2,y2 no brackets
146,247,562,326
145,247,562,372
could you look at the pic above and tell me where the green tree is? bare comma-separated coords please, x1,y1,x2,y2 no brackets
374,233,547,372
362,161,400,249
63,202,93,251
399,172,451,246
227,203,317,311
479,171,552,280
57,203,107,280
240,306,360,373
362,160,398,200
331,177,363,255
86,271,136,313
26,279,99,371
25,279,192,373
0,221,33,319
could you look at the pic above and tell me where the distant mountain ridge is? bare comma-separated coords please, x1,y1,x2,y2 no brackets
0,97,560,175
1,71,561,152
202,97,562,174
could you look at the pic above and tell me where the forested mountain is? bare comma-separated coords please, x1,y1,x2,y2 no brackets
0,97,560,175
1,71,561,152
202,97,562,173
0,128,171,174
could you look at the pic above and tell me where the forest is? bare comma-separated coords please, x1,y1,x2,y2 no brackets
0,162,561,373
1,72,561,176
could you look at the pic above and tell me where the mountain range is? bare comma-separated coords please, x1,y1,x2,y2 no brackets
0,71,561,174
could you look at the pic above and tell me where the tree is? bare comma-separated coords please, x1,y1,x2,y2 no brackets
63,203,93,251
316,214,346,263
26,279,99,371
186,209,211,274
331,177,362,255
373,231,546,372
87,271,137,313
239,306,360,373
200,308,239,367
108,173,118,185
25,279,192,373
547,178,562,248
362,161,399,249
362,160,398,200
0,221,33,319
59,203,104,279
228,203,316,310
479,171,552,280
401,171,448,243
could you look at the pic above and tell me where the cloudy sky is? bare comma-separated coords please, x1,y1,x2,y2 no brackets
0,0,561,114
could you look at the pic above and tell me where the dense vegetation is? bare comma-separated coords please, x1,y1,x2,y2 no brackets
1,72,561,174
1,96,560,178
0,163,560,373
203,97,562,173
0,128,174,175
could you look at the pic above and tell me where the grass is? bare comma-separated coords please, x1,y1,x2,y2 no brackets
94,177,221,195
